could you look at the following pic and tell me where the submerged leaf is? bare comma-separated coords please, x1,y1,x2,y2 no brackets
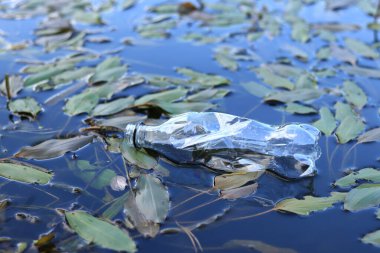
335,168,380,188
214,171,263,190
358,127,380,143
0,160,52,184
275,192,346,215
15,135,93,160
224,240,297,253
65,211,136,252
221,183,258,199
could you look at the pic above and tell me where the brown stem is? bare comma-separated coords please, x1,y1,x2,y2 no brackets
4,75,11,100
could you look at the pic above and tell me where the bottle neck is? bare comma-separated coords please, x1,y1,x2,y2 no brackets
124,122,148,148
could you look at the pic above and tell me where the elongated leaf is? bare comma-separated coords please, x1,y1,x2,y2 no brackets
344,184,380,211
335,115,365,144
342,81,367,109
92,96,134,116
345,38,379,59
224,240,297,253
221,183,258,199
64,92,99,116
176,68,230,87
24,64,75,87
52,67,94,85
313,107,336,136
8,97,42,118
362,230,380,247
186,89,229,102
214,171,263,190
134,88,187,105
241,82,272,98
275,192,346,215
341,65,380,79
284,103,317,114
264,89,321,103
254,67,295,90
156,101,215,115
358,127,380,143
121,141,158,169
135,174,169,223
65,211,136,252
15,135,93,160
335,168,380,188
0,75,23,98
90,66,127,84
0,160,52,184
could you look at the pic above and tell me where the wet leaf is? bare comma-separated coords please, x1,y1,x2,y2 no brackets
134,88,187,106
334,102,355,121
264,89,321,103
241,82,272,98
123,0,136,10
224,240,297,253
0,160,52,184
134,174,169,223
90,57,127,84
342,81,367,109
103,192,130,219
176,68,230,87
330,44,357,65
64,92,99,116
156,101,215,115
335,115,365,144
254,67,295,90
275,192,346,215
214,171,264,190
8,97,42,118
335,168,380,188
345,38,379,59
121,141,158,169
362,230,380,247
15,135,93,160
284,103,317,114
340,65,380,79
52,67,94,85
313,107,336,136
0,75,23,98
92,96,134,117
65,211,136,252
344,184,380,211
358,127,380,143
124,191,160,237
24,64,75,87
186,89,229,102
291,20,310,43
221,183,258,199
73,11,104,25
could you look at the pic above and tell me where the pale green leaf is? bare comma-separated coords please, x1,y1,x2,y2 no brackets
313,107,336,136
335,168,380,188
344,184,380,211
0,160,52,184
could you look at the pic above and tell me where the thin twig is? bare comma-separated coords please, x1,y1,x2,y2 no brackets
4,75,11,100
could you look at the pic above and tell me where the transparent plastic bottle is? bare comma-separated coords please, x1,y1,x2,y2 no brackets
124,112,321,179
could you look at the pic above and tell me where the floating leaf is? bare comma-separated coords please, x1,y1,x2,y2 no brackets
284,103,317,114
340,65,380,79
224,240,297,253
0,160,52,184
345,38,379,59
334,102,355,121
15,135,93,160
123,0,136,10
0,75,23,98
362,230,380,247
313,107,336,136
241,82,272,98
24,64,75,87
344,184,380,211
254,67,295,90
358,127,380,143
275,192,346,215
342,81,367,109
134,174,169,223
134,88,187,106
264,89,321,103
52,67,94,85
221,183,258,199
64,92,99,116
176,68,230,87
156,101,215,115
8,97,42,118
335,168,380,188
121,141,158,169
291,20,310,43
186,89,229,102
214,171,264,190
90,57,126,84
335,115,365,144
65,211,136,252
92,96,134,117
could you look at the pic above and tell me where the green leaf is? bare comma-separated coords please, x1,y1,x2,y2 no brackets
275,192,346,215
90,66,127,84
313,107,336,136
15,135,93,160
214,53,238,71
0,160,52,184
214,171,263,190
65,211,136,252
291,20,310,43
334,102,355,121
176,68,230,87
52,67,94,85
135,174,169,223
186,89,229,102
121,141,158,169
156,101,215,115
344,184,380,211
362,230,380,247
102,192,130,219
284,103,317,114
342,81,367,109
92,96,134,117
64,92,99,116
0,75,23,98
24,64,75,87
73,11,104,25
254,67,295,90
335,115,365,144
122,0,136,10
340,65,380,79
223,239,297,253
241,82,272,98
134,88,187,106
358,127,380,143
345,38,379,59
335,168,380,188
8,97,42,118
264,89,321,103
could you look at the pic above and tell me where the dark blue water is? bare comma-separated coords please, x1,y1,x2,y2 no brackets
1,0,380,252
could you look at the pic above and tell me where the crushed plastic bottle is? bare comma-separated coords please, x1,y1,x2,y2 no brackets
124,112,321,179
